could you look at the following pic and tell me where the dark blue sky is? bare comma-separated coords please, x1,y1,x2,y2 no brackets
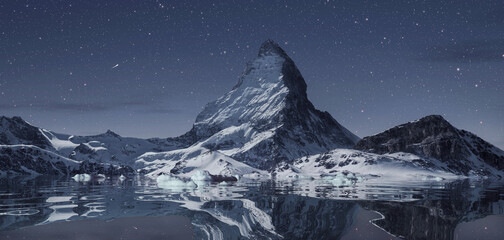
1,0,503,148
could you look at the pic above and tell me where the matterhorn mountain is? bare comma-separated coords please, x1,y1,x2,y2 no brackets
141,40,359,173
1,40,503,180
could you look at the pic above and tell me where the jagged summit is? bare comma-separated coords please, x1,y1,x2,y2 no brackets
414,114,446,122
176,40,359,170
411,114,453,126
233,39,307,96
101,129,121,138
258,39,289,58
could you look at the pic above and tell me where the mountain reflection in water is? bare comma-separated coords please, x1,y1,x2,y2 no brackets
0,176,503,240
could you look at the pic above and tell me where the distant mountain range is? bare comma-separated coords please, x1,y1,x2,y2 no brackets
1,40,503,180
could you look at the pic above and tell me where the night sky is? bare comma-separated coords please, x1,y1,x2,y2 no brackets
1,0,503,148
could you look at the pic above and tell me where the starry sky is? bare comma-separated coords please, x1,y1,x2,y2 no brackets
1,0,503,148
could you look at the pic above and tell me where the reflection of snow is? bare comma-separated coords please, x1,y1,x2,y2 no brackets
41,196,78,224
177,197,280,238
1,175,503,240
80,201,106,217
46,196,73,203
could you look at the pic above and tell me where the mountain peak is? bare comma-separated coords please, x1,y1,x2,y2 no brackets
233,39,304,94
258,39,288,58
355,115,504,176
177,41,359,170
97,129,121,138
416,114,448,123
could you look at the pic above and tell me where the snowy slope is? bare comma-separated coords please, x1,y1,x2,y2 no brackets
274,148,459,182
57,130,183,166
136,144,269,179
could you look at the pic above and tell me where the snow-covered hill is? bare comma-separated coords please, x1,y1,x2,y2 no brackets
274,148,460,182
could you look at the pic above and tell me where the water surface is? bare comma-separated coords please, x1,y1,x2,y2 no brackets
0,176,503,240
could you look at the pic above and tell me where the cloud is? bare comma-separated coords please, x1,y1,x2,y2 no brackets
134,107,183,114
0,100,181,114
419,39,504,62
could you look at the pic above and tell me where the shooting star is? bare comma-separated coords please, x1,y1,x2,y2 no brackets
112,64,119,69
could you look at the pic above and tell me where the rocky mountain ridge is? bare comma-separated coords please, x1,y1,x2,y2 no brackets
354,115,504,177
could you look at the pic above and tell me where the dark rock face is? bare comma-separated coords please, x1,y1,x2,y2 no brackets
354,115,504,175
0,116,53,150
176,40,359,170
0,146,70,175
0,145,133,176
459,129,504,171
355,115,467,161
70,143,96,158
71,161,135,176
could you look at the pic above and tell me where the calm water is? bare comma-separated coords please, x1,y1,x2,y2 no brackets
0,176,503,240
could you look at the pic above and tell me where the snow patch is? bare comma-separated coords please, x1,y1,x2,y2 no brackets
191,170,212,182
156,174,197,190
72,174,91,182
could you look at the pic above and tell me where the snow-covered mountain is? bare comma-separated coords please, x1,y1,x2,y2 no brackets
354,115,504,177
43,129,184,166
0,116,180,176
153,40,358,171
1,41,503,180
